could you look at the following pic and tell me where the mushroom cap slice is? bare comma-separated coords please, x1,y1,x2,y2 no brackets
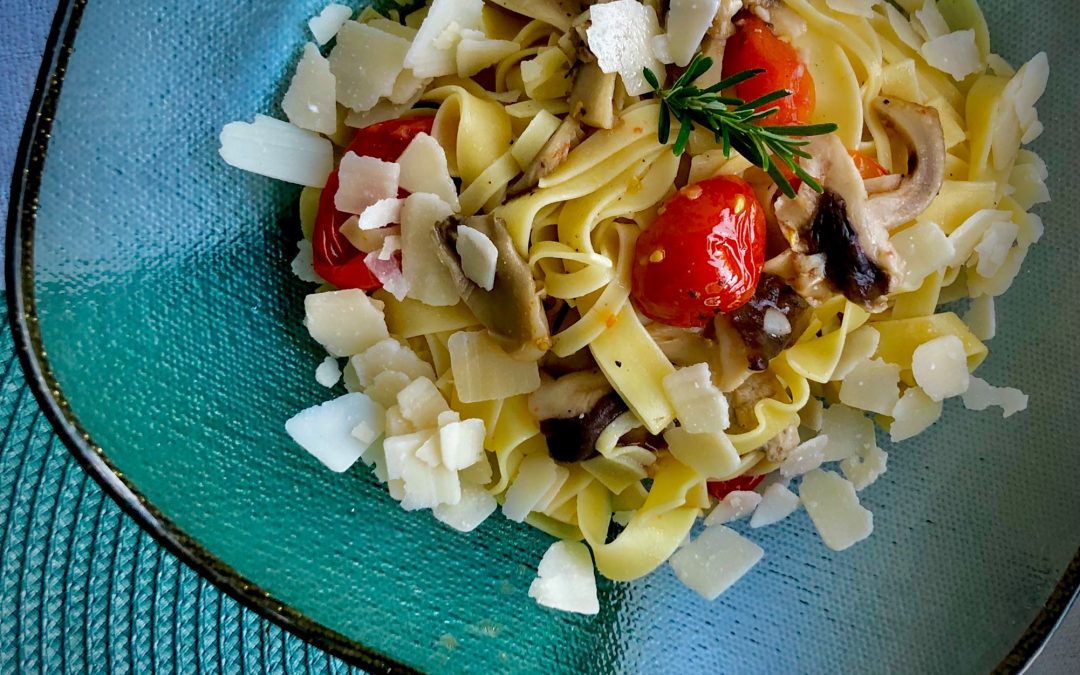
433,214,551,361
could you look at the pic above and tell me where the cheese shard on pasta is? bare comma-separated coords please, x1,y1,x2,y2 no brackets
335,153,400,214
315,357,341,388
528,541,600,615
439,418,485,470
832,327,881,381
780,436,829,478
400,193,460,306
704,490,762,526
749,483,800,528
305,289,389,357
448,331,541,403
840,445,888,491
819,404,875,462
433,482,497,532
352,338,435,388
308,3,352,46
963,295,996,341
663,363,731,433
586,0,666,96
285,392,385,472
404,0,484,78
330,22,410,111
890,387,943,442
921,30,983,81
825,0,878,18
219,115,333,188
662,0,722,67
800,470,873,551
397,133,460,210
912,336,971,401
961,377,1028,417
891,221,954,291
838,358,902,416
282,43,337,135
456,225,499,291
396,377,451,430
670,525,764,601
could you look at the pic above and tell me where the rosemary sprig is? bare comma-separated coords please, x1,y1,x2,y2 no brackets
644,53,838,199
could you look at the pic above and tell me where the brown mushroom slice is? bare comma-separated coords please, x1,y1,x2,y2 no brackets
569,61,618,129
541,393,629,463
528,370,613,421
865,97,946,232
509,116,585,196
727,273,812,371
487,0,582,32
432,214,551,360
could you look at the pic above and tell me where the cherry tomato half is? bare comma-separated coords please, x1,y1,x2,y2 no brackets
849,149,888,180
722,13,815,126
312,116,435,290
707,473,766,501
631,176,767,328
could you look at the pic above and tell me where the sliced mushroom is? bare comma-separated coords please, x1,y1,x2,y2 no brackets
727,273,811,371
528,370,612,421
488,0,582,32
762,249,832,305
541,392,628,463
569,61,618,129
508,116,585,196
432,214,551,360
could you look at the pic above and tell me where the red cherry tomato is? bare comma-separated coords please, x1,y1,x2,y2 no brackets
707,473,766,501
722,13,815,126
848,149,888,180
312,116,435,290
631,176,766,328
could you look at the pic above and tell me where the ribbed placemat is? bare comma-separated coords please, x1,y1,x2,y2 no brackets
0,307,360,674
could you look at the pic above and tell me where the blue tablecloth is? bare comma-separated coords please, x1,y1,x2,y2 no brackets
0,2,1074,673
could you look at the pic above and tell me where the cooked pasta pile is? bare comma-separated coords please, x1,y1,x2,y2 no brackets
220,0,1049,612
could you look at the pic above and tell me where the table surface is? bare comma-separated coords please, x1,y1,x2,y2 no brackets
0,1,1076,673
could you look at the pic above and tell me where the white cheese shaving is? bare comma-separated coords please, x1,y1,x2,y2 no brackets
366,370,413,409
820,404,876,462
396,377,451,430
889,387,943,442
973,219,1019,279
363,252,409,301
219,115,334,187
947,209,1009,268
838,358,901,416
400,193,461,307
800,397,824,432
800,470,873,551
433,483,497,532
961,377,1028,417
839,445,888,491
1009,152,1051,210
329,22,410,112
704,490,762,526
586,0,666,96
439,418,485,471
662,363,730,433
914,1,950,39
315,356,342,388
763,308,792,337
282,43,338,135
963,295,996,341
503,454,560,522
378,235,402,261
335,153,400,214
448,331,541,403
396,133,460,210
404,0,484,78
749,483,800,528
825,0,878,18
290,240,325,284
663,0,722,67
285,392,385,472
456,225,499,291
308,4,352,46
341,222,400,254
357,198,403,231
352,339,435,389
885,4,922,52
670,526,763,600
528,541,599,615
891,221,954,291
780,435,829,478
456,36,519,77
832,326,881,381
305,289,389,357
920,30,982,81
912,335,971,401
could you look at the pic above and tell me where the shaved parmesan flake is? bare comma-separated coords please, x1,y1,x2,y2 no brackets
291,240,324,284
840,445,887,490
397,377,451,430
670,526,763,600
456,225,498,291
397,133,460,210
385,404,415,437
1009,153,1051,210
381,430,429,481
749,483,800,528
890,387,943,442
415,434,442,466
839,358,901,416
921,30,982,81
528,541,599,615
363,252,409,301
827,0,877,17
892,221,954,291
448,331,541,403
663,363,730,433
947,209,1008,268
344,97,418,129
358,198,403,231
439,418,485,470
531,463,570,514
885,4,922,51
308,4,352,46
457,36,519,77
820,405,875,462
973,219,1019,279
763,308,791,337
342,222,400,254
330,22,410,111
780,436,829,478
219,115,333,187
335,153,400,215
378,235,401,261
405,0,483,78
912,336,971,401
587,0,666,96
800,398,824,432
962,377,1028,417
400,193,460,307
963,295,996,341
305,289,389,357
503,454,559,522
914,1,950,39
366,370,413,409
800,470,873,551
663,0,722,67
282,43,337,135
832,327,881,381
285,392,385,472
352,339,435,389
704,490,762,526
434,483,497,532
315,357,342,388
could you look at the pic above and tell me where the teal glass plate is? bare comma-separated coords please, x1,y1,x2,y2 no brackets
6,1,1079,672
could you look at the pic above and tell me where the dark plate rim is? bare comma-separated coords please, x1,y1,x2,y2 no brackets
4,1,1078,673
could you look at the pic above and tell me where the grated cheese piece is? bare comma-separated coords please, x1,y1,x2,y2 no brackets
890,387,943,442
434,483,497,532
396,377,451,430
962,377,1028,417
820,404,875,462
780,435,829,478
282,43,337,135
885,4,922,51
448,331,541,403
330,21,410,112
921,30,982,81
963,295,996,341
404,0,484,78
800,397,824,432
305,289,389,357
840,445,888,491
397,133,460,210
749,483,800,528
439,418,485,470
308,3,352,46
663,0,722,66
800,470,873,551
947,209,1009,268
670,525,763,600
335,153,400,215
912,336,971,401
973,219,1019,279
662,362,730,433
503,454,559,522
914,1,950,39
285,392,385,472
528,541,599,615
704,490,762,526
891,221,954,291
366,370,413,409
363,252,409,301
315,356,342,388
456,35,519,77
586,0,666,96
219,115,334,187
291,240,324,284
832,326,881,380
456,225,499,291
352,339,435,389
838,358,902,416
357,198,403,231
400,193,461,307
